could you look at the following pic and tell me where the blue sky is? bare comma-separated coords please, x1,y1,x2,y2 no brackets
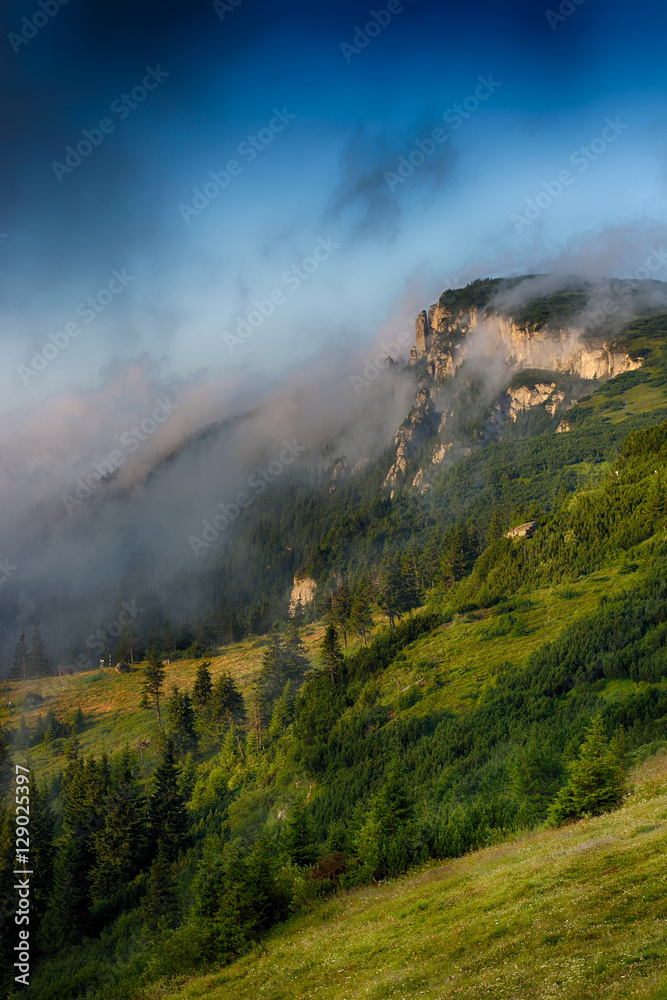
1,0,667,414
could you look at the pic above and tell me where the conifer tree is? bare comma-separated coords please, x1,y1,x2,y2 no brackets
289,596,305,627
179,752,197,802
12,632,28,681
331,584,352,647
283,795,318,866
149,739,188,861
509,733,565,820
211,672,245,726
378,564,412,628
27,622,49,678
38,837,91,953
167,685,197,756
90,749,148,900
142,650,166,726
142,840,178,932
349,581,374,645
549,716,626,824
116,617,137,665
320,624,344,685
269,681,294,740
62,754,109,851
192,661,213,712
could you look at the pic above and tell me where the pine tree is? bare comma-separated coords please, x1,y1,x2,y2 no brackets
116,617,137,665
89,749,148,901
12,632,28,681
192,661,213,712
549,716,626,825
149,739,188,861
167,685,197,757
282,795,318,866
331,584,352,648
211,672,245,726
142,841,178,932
360,758,415,879
349,581,374,645
269,681,294,740
257,628,286,713
142,650,166,726
62,754,109,851
509,733,565,820
378,563,414,629
38,837,91,953
179,752,197,801
245,692,264,754
289,597,305,628
487,506,505,543
320,624,344,685
27,622,49,678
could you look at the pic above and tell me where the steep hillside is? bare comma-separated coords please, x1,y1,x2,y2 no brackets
5,278,667,1000
160,749,667,1000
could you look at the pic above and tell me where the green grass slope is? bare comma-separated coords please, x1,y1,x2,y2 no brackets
162,750,667,1000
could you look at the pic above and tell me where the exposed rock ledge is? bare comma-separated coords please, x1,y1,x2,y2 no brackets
507,383,566,421
289,576,317,610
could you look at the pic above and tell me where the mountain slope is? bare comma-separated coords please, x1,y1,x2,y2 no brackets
161,750,667,1000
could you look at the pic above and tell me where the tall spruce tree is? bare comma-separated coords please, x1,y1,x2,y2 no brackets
12,632,28,680
90,749,148,901
149,739,188,861
331,584,352,648
549,716,626,824
142,650,166,726
142,840,178,932
211,672,245,727
38,837,91,953
167,685,197,757
192,661,213,712
27,622,49,678
282,795,318,866
320,624,344,685
349,581,374,645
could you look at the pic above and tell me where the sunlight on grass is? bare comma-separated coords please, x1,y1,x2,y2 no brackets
160,752,667,1000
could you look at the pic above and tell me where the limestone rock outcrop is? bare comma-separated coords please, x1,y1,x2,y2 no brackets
411,303,643,384
289,575,317,610
384,387,439,493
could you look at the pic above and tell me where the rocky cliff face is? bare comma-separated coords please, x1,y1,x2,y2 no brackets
384,387,440,494
416,304,643,383
506,383,565,421
290,575,317,609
